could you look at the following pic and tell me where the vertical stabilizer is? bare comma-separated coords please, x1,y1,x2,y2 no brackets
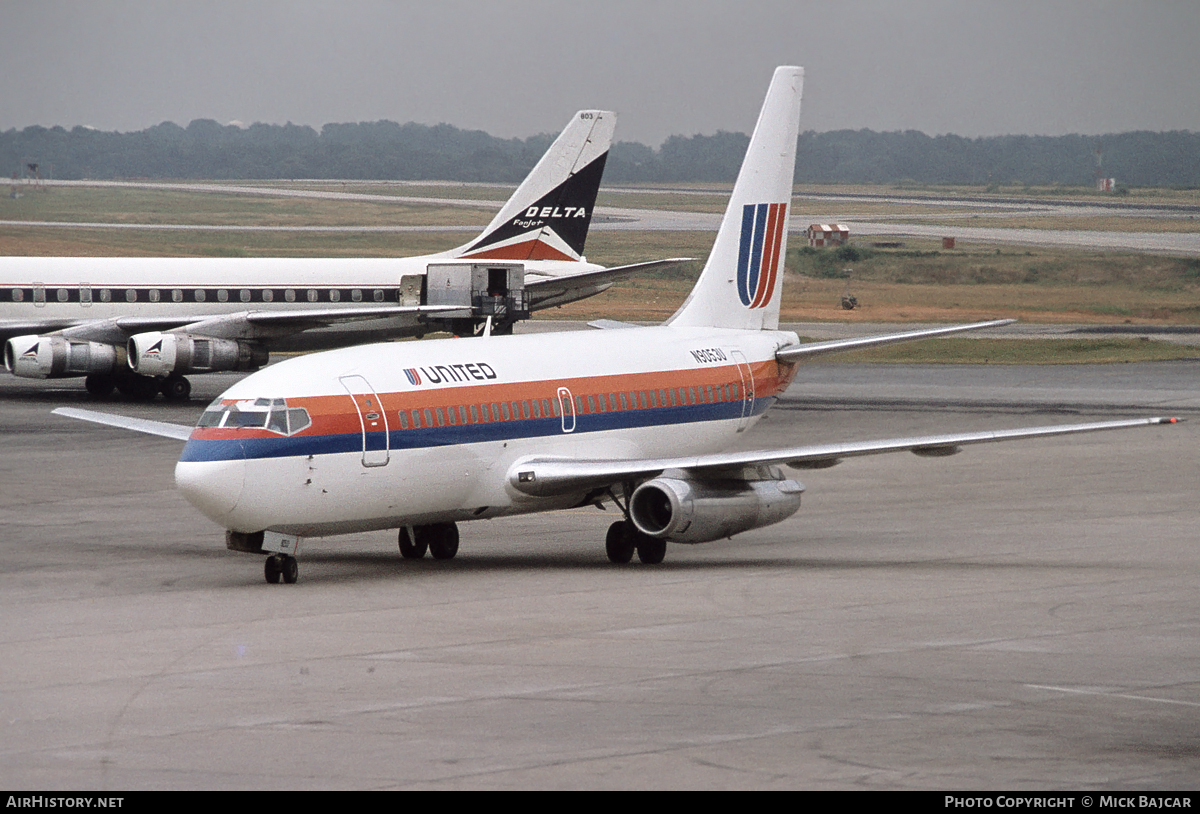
448,110,615,263
667,67,803,330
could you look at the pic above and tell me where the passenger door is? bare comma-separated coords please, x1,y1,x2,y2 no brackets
340,374,390,467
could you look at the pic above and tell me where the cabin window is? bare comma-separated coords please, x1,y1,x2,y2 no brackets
239,289,251,303
619,393,629,410
398,411,409,430
521,401,531,419
217,289,228,303
470,405,479,423
649,390,658,408
531,400,541,419
373,289,384,302
445,406,457,426
262,289,274,303
56,288,69,302
706,386,714,403
171,289,183,302
307,289,318,303
458,405,469,424
194,289,206,302
587,395,596,413
542,398,552,417
435,408,445,426
11,289,23,302
349,289,361,303
550,399,560,417
148,289,160,303
285,289,296,303
124,289,136,303
99,289,111,303
731,383,739,398
501,402,511,420
423,408,432,427
410,410,421,428
330,290,341,303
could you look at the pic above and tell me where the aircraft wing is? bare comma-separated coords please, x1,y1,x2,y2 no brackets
525,258,692,311
509,417,1178,497
775,319,1016,363
53,407,193,440
40,305,472,344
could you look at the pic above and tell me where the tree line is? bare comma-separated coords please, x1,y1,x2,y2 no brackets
3,119,1198,187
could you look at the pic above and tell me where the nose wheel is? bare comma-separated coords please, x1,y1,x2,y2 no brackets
265,554,298,584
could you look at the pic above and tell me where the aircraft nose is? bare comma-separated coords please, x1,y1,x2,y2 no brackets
175,442,246,525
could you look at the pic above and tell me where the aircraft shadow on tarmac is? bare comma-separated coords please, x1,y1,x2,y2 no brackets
176,548,1130,588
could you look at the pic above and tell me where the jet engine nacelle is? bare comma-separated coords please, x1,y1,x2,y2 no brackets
4,335,119,379
127,332,268,377
629,473,805,544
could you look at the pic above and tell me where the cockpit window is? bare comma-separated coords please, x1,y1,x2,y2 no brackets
197,397,311,436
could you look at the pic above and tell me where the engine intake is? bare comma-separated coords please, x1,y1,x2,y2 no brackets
127,332,268,376
629,472,804,544
4,335,119,379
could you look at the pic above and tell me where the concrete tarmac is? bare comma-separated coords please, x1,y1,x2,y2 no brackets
1,362,1198,789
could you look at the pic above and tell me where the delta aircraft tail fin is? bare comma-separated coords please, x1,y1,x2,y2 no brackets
667,66,803,331
447,110,615,263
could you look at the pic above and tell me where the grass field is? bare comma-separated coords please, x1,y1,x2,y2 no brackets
3,181,1199,362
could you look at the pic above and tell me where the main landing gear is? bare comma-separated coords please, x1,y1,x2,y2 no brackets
398,523,460,561
606,520,666,564
85,373,191,402
604,484,668,565
264,554,299,584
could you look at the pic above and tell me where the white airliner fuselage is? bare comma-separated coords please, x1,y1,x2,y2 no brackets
175,324,797,537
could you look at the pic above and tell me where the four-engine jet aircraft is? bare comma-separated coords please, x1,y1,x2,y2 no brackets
56,67,1178,584
4,109,685,400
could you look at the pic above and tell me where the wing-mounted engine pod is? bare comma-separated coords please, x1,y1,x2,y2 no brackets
127,332,268,376
4,334,119,379
629,472,805,544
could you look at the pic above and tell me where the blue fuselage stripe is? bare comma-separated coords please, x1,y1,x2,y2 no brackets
178,396,775,463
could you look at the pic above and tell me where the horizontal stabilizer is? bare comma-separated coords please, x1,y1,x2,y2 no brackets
53,407,193,440
776,319,1016,363
526,257,691,311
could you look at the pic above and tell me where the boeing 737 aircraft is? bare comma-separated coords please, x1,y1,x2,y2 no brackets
56,67,1178,584
4,110,685,400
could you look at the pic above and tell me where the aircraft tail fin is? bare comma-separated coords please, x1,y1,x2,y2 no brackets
448,110,615,263
667,67,803,331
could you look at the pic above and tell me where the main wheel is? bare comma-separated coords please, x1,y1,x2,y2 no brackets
85,374,116,398
265,555,283,584
605,521,636,564
398,527,427,559
281,556,299,584
161,375,191,402
117,374,159,401
636,535,667,565
426,523,460,560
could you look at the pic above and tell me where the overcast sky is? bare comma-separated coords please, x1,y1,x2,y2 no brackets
2,1,1198,144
